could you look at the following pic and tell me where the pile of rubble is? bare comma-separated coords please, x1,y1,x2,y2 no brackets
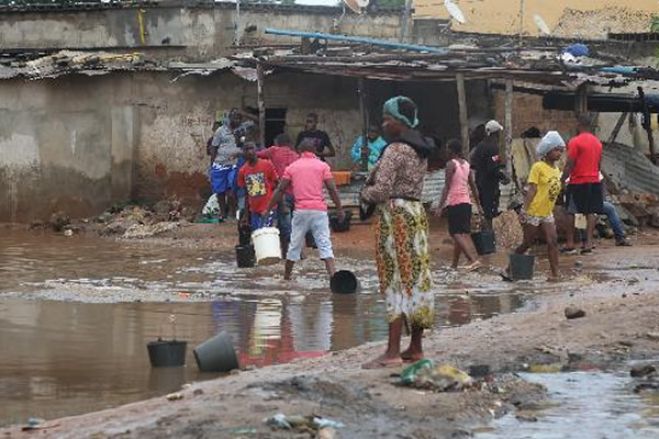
614,192,659,229
95,199,197,239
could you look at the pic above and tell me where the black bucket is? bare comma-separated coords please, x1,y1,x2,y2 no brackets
238,223,252,246
330,211,353,233
471,230,496,255
193,331,240,373
509,253,535,280
305,231,317,248
235,244,255,268
330,270,359,294
147,339,187,368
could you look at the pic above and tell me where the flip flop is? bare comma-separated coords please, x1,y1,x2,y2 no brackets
500,271,514,282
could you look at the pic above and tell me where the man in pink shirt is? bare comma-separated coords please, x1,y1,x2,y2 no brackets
257,133,300,254
263,139,345,281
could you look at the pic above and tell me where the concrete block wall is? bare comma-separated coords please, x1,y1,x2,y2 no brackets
0,5,406,62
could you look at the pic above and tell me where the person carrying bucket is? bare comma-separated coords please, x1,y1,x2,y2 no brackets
262,139,345,281
504,131,565,282
435,138,483,271
237,142,279,231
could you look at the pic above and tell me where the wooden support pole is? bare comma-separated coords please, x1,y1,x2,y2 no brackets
456,73,469,156
575,83,588,116
606,112,628,145
503,79,514,177
358,78,369,172
256,62,266,148
638,86,658,165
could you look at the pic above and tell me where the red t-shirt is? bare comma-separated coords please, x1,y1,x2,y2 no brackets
567,132,602,184
257,146,300,178
237,159,278,215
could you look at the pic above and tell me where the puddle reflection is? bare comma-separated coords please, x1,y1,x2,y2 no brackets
1,290,523,426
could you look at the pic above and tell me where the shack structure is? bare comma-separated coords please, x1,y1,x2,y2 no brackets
2,14,658,221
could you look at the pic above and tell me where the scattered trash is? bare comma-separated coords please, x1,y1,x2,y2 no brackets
646,332,659,341
201,194,220,217
21,418,56,431
63,229,74,237
564,306,586,320
49,211,71,232
123,221,180,239
634,383,659,393
564,43,590,57
468,364,491,378
318,427,337,439
527,363,563,374
401,360,474,391
516,412,539,422
166,392,184,401
264,414,344,432
630,365,656,378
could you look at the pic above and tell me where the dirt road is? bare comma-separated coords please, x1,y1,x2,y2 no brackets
2,223,658,438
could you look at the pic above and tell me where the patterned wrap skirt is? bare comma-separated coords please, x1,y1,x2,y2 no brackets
375,199,434,329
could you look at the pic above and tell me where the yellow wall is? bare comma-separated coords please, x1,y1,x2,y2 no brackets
414,0,658,38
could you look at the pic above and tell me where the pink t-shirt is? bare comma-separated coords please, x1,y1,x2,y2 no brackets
446,159,471,206
282,152,333,211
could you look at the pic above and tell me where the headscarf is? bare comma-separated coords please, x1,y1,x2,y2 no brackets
536,131,565,158
383,96,419,129
485,120,503,136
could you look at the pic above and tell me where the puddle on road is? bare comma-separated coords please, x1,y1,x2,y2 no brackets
478,371,659,439
0,230,558,426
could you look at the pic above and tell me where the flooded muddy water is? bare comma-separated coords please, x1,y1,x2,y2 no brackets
1,230,532,425
478,371,659,439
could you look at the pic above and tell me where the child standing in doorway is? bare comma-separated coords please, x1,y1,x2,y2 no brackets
436,139,483,271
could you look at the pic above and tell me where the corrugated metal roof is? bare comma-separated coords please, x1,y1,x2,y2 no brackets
602,142,659,195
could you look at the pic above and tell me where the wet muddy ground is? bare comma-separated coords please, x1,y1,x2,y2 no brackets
0,229,529,426
1,224,659,437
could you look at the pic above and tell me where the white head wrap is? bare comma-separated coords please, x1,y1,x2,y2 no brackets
536,131,566,158
485,120,503,135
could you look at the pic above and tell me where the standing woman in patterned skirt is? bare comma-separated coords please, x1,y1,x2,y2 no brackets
360,96,434,369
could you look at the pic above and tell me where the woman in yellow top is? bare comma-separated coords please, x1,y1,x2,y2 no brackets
512,131,565,280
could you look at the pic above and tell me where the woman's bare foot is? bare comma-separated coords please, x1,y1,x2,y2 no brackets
400,349,424,363
361,354,403,369
461,260,482,272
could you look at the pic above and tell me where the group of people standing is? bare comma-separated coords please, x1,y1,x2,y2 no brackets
207,109,344,281
207,97,629,370
358,98,630,369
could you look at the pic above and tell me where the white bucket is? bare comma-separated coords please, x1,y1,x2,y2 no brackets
251,227,281,266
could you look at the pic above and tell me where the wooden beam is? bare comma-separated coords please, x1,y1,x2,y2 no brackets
456,73,469,156
606,112,628,145
575,83,588,116
256,62,266,148
358,78,369,172
503,79,514,176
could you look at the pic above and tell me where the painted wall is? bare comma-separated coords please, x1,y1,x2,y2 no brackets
414,0,658,39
